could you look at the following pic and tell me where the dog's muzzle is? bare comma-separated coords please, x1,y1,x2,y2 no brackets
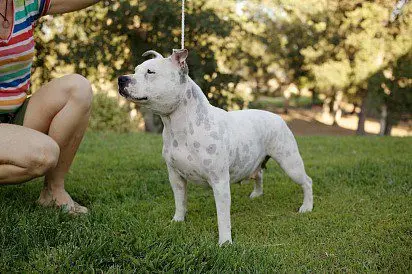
117,76,148,102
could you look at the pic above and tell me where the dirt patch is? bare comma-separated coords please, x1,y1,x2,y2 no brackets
276,108,411,136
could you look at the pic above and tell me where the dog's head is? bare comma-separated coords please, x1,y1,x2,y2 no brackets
118,49,189,115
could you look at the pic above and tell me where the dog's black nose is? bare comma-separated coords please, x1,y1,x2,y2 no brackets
118,76,131,87
118,76,132,97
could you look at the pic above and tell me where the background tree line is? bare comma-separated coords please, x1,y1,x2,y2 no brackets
32,0,411,135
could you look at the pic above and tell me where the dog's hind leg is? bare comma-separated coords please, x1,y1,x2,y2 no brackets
249,167,263,199
268,124,313,212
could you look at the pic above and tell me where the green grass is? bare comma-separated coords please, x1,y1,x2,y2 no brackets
1,133,411,272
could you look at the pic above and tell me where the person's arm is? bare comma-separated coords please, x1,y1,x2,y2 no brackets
47,0,101,15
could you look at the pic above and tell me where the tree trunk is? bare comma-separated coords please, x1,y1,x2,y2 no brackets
255,78,260,93
384,106,393,136
350,103,357,115
311,90,317,106
332,90,343,126
384,123,393,136
329,95,335,116
356,99,367,135
283,97,289,114
379,104,388,136
282,86,290,114
322,96,332,122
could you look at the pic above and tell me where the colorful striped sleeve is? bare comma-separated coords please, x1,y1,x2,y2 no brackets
33,0,51,21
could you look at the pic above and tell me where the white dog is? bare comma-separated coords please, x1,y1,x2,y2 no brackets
118,49,313,245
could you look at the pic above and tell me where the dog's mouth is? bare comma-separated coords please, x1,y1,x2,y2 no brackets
131,96,148,102
119,90,148,102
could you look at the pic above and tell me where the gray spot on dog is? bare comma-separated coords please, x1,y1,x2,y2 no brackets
206,144,217,154
218,122,226,135
179,66,188,84
170,72,177,81
189,123,194,135
194,141,200,148
186,89,192,99
164,140,170,149
210,131,220,140
192,86,198,99
173,140,178,147
187,155,193,161
203,159,212,166
183,99,187,105
195,99,210,128
204,120,211,131
243,144,250,153
179,73,186,84
233,148,245,168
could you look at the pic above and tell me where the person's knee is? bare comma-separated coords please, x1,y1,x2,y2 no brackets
28,138,60,177
66,74,93,111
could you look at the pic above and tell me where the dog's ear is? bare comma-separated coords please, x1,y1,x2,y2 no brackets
171,49,188,69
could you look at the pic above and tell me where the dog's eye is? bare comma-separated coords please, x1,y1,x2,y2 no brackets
147,69,156,74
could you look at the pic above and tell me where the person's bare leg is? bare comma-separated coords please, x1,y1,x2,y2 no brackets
23,74,93,213
0,124,60,184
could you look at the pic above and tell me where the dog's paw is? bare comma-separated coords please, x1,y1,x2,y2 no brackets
218,238,233,247
298,203,313,213
172,215,185,222
249,190,263,199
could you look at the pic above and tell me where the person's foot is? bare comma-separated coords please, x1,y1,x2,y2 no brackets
37,187,88,214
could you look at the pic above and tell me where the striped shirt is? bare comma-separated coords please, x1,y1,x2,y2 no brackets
0,0,51,114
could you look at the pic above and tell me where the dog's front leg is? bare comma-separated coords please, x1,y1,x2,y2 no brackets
167,166,187,222
211,175,232,246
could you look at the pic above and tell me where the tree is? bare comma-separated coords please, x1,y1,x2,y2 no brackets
34,0,243,132
32,0,411,135
368,49,412,135
301,0,411,133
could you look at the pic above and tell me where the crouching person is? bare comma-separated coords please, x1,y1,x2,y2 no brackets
0,0,101,213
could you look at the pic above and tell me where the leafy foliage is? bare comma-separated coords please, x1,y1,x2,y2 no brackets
33,0,244,109
89,93,131,133
31,0,412,133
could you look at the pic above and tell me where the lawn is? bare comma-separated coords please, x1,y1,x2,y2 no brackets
1,133,411,272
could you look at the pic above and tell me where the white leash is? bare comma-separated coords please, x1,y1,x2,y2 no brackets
181,0,185,49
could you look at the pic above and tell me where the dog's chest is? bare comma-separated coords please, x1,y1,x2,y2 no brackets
163,137,208,184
